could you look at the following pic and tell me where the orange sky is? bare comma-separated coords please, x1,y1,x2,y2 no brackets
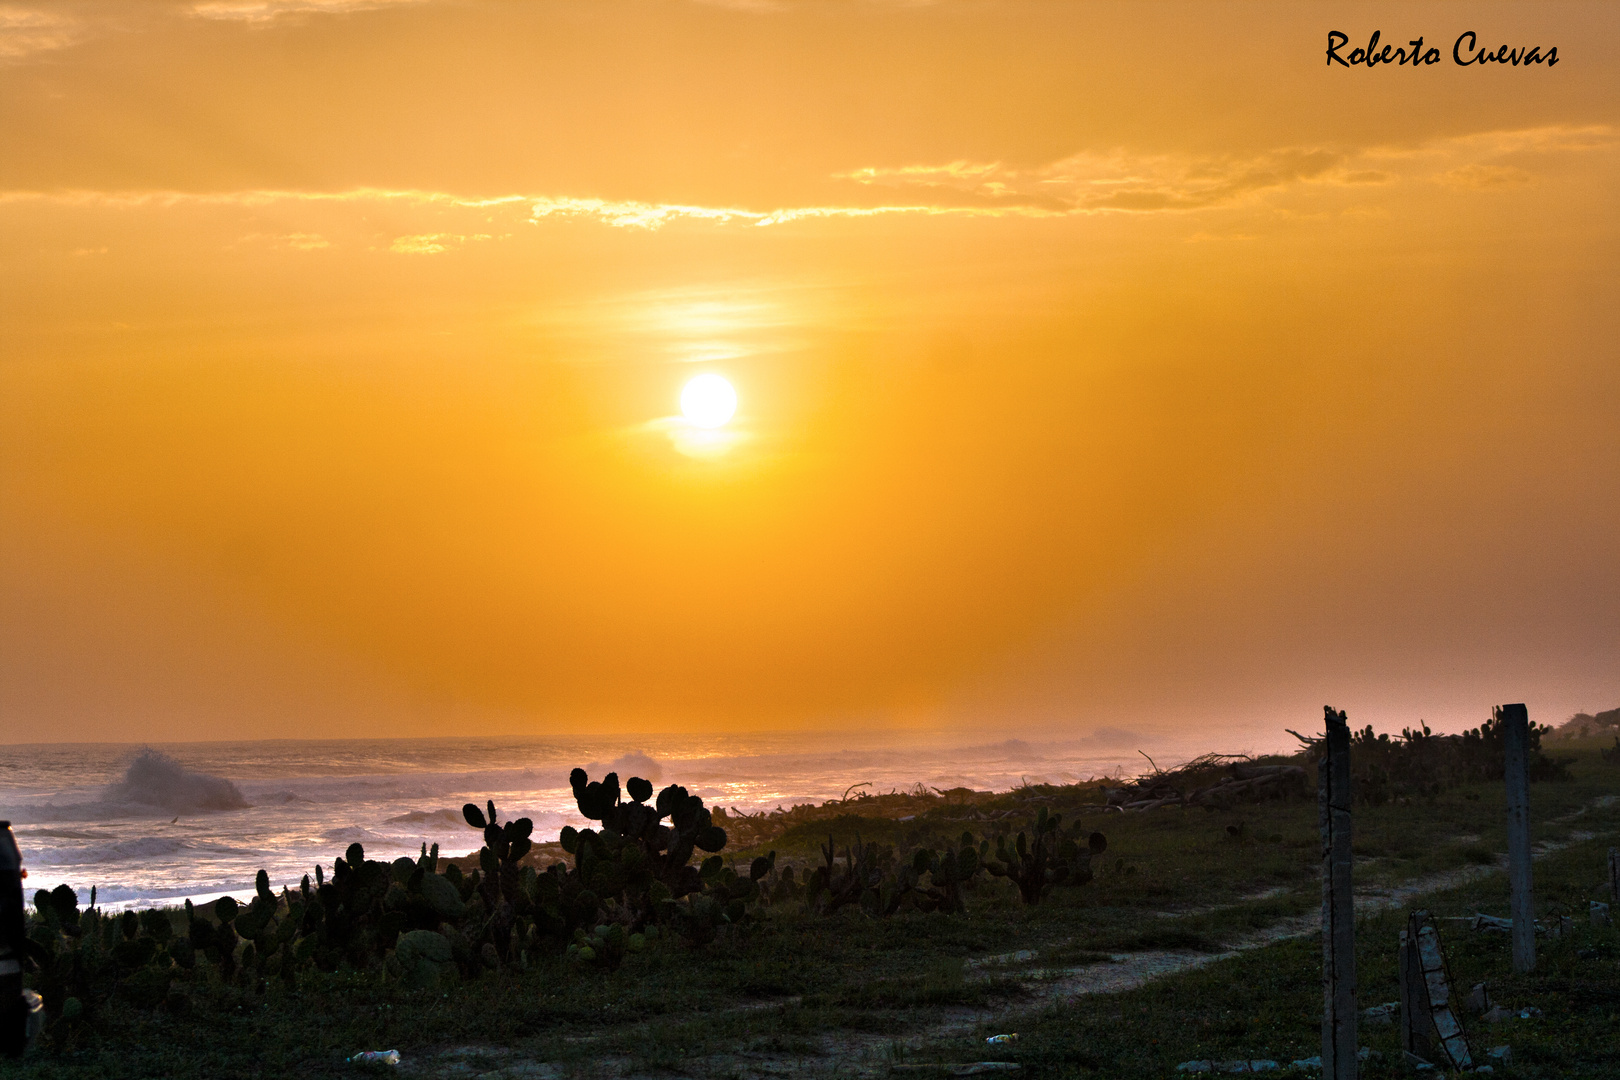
2,1,1617,745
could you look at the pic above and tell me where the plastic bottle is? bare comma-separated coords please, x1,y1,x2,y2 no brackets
348,1050,401,1065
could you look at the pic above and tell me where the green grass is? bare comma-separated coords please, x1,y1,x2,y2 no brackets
11,742,1619,1079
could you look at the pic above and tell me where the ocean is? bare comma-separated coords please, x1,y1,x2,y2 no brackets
0,733,1159,911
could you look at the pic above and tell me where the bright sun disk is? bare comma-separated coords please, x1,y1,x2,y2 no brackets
681,373,737,428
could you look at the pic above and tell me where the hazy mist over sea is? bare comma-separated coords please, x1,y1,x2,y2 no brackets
0,731,1209,909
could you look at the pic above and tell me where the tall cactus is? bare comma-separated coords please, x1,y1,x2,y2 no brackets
460,800,535,964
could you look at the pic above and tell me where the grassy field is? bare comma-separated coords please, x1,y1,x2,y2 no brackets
10,739,1619,1080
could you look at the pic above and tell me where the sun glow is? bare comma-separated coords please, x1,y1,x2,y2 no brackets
681,373,737,428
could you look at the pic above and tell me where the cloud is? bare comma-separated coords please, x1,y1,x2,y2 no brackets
189,0,428,24
635,414,753,459
1414,124,1617,159
2,125,1610,237
839,160,1003,187
834,124,1618,214
529,196,764,230
0,187,531,210
1440,164,1535,190
837,148,1348,212
0,186,1048,231
525,195,1052,231
390,234,450,255
388,232,490,255
279,232,332,250
0,5,79,59
236,231,333,250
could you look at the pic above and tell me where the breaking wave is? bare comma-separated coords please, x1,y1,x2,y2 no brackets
101,750,251,815
584,750,663,782
386,809,466,827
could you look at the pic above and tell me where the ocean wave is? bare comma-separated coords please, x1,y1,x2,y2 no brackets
255,790,313,805
101,749,250,815
386,809,466,827
7,750,251,822
44,837,260,866
939,738,1046,762
13,828,119,840
235,768,578,806
583,750,663,782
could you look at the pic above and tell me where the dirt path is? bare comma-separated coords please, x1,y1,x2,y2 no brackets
975,819,1615,1009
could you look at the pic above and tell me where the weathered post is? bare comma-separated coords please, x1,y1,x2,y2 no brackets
1498,703,1535,974
1320,706,1356,1080
1609,847,1619,905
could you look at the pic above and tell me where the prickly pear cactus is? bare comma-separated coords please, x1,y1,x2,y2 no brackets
564,768,751,940
909,831,987,913
985,807,1071,905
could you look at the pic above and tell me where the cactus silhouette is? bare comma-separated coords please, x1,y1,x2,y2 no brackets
983,808,1104,905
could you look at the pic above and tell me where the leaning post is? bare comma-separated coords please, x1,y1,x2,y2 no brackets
1499,703,1535,974
1320,706,1356,1080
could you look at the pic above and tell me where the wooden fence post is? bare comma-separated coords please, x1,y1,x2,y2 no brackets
1320,706,1356,1080
1498,703,1535,974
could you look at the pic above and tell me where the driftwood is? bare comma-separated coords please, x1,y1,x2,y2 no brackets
1399,910,1473,1070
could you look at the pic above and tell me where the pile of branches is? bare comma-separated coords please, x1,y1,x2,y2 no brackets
711,783,1027,849
1288,713,1573,805
1101,754,1307,812
716,777,1121,854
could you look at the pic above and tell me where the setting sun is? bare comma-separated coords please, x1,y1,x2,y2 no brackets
2,5,1618,1067
680,374,738,429
1,0,1614,749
